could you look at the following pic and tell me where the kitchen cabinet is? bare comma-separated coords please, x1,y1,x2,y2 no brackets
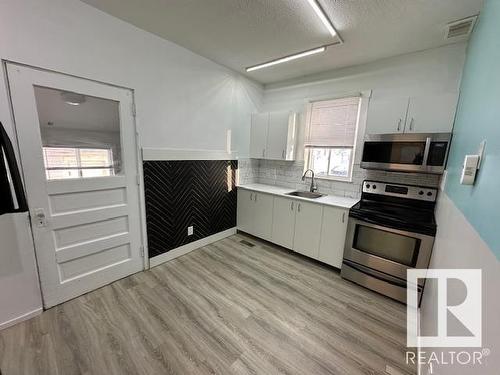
250,111,297,160
365,96,409,134
405,93,458,133
293,201,323,259
250,113,269,158
236,189,273,240
271,197,296,249
365,92,458,135
318,206,348,268
253,193,274,240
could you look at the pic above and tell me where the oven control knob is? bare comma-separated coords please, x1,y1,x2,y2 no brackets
419,190,424,195
366,184,370,189
427,191,433,196
372,185,377,189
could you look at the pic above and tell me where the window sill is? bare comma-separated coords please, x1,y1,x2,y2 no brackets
314,175,353,183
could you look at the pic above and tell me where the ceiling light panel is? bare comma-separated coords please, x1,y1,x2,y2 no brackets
246,47,326,72
306,0,338,38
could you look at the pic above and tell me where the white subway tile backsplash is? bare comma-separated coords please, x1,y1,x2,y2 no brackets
238,158,440,199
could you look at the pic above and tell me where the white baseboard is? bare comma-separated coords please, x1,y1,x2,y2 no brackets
150,228,237,268
0,307,43,331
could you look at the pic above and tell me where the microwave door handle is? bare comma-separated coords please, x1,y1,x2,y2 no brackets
0,122,28,212
422,137,431,167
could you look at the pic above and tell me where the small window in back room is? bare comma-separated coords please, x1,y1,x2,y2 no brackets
304,96,361,181
34,86,122,180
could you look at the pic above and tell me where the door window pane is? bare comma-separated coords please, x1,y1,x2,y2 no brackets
34,86,122,180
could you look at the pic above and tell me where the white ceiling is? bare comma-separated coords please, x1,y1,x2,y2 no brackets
35,86,119,132
81,0,483,85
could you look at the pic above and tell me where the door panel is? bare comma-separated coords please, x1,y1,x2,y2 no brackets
266,111,290,160
271,196,296,248
293,201,322,259
253,193,273,240
318,206,348,268
250,113,269,158
7,63,143,307
366,97,409,134
237,189,254,234
406,93,458,133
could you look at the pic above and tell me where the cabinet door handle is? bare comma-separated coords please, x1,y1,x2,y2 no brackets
409,118,414,131
290,202,294,211
255,194,258,202
298,203,301,212
342,212,345,223
262,149,265,157
397,118,402,131
282,150,285,159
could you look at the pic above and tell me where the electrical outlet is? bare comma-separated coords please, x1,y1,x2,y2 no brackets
187,226,194,236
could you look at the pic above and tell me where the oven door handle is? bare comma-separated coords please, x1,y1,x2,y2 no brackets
343,260,412,289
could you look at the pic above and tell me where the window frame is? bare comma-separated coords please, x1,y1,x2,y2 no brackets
42,146,115,180
303,95,362,183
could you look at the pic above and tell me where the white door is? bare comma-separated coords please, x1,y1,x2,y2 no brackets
7,64,144,308
250,113,269,158
253,193,274,240
365,96,409,134
406,93,458,133
266,111,290,160
271,196,296,248
318,206,348,268
293,201,322,259
237,189,254,234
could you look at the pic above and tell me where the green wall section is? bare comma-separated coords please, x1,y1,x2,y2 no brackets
445,0,500,259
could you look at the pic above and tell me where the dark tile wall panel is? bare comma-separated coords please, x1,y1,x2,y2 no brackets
143,160,237,258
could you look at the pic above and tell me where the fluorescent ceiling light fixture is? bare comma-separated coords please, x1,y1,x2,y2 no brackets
306,0,337,38
61,92,86,106
246,46,326,72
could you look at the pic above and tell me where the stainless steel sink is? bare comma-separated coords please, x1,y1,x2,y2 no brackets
286,191,326,199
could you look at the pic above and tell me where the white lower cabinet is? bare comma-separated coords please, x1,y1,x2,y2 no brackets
253,193,274,240
237,189,273,240
238,189,349,267
271,197,296,248
293,201,323,259
318,206,348,268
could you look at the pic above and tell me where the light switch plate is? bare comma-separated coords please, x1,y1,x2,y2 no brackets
187,226,194,236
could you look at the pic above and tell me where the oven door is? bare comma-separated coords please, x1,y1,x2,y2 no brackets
343,218,435,282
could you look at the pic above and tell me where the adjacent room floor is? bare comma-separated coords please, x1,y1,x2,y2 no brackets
0,234,416,375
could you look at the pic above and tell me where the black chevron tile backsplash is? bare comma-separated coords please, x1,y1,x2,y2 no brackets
143,160,237,258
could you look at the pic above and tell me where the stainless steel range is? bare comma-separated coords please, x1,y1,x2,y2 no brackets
341,180,437,304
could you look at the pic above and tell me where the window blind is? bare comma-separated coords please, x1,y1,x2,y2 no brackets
305,96,361,147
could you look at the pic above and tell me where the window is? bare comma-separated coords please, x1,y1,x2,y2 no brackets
42,147,114,180
304,96,361,181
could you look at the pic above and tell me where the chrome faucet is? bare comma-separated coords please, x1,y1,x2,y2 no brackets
302,169,317,193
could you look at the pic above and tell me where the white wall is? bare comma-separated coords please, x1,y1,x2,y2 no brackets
420,193,500,374
0,0,263,154
0,0,263,328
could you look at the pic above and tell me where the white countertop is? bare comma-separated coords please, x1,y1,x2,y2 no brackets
238,183,359,209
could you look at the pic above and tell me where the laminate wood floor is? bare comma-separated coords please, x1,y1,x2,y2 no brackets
0,234,416,375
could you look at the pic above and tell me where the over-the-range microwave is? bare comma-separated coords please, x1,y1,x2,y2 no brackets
360,133,452,174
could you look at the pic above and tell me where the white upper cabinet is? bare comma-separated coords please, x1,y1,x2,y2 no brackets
365,97,409,134
318,206,348,268
365,93,458,135
405,93,458,133
250,113,269,159
250,111,297,160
